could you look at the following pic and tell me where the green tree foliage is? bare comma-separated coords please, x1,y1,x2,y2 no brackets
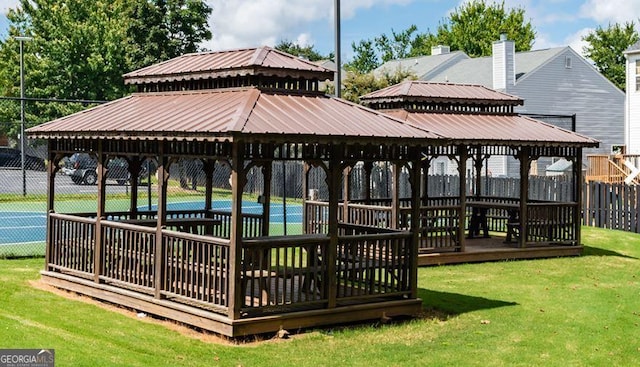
346,1,535,74
345,40,378,73
374,25,431,63
128,0,212,69
274,40,327,61
583,22,639,90
325,68,416,103
0,0,212,139
435,0,535,57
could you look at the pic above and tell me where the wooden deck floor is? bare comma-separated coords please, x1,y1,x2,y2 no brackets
418,235,583,266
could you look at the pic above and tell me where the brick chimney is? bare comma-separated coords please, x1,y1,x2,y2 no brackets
492,33,515,91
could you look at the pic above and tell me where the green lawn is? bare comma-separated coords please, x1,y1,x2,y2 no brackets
1,227,639,366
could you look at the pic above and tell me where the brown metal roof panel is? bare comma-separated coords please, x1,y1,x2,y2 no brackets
397,112,597,145
123,47,331,82
27,90,257,138
28,89,442,141
361,81,523,105
245,94,443,139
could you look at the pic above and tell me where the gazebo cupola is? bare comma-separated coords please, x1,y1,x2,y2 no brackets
123,46,334,95
360,80,524,115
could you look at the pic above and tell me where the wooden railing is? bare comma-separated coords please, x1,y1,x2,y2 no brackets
240,225,412,309
48,213,96,277
207,210,263,239
305,200,329,234
241,235,329,309
345,203,392,228
336,230,412,299
100,220,156,292
525,203,576,244
162,231,231,312
586,154,640,184
419,198,461,252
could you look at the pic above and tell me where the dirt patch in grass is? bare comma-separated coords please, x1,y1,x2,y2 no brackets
29,280,239,345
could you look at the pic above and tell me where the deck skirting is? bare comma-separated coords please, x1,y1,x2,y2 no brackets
40,270,423,337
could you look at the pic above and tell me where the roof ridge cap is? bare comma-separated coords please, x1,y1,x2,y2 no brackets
229,88,261,132
250,47,270,65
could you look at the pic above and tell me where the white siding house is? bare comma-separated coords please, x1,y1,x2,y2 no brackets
625,41,640,154
376,38,625,177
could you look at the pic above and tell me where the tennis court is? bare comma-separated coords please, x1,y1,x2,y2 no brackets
0,200,302,245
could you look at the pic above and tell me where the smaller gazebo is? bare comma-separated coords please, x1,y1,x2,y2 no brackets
345,81,597,264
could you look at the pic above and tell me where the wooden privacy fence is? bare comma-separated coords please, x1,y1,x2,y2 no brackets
583,181,640,233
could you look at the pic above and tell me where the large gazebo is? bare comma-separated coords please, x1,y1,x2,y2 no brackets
28,48,597,337
28,47,440,337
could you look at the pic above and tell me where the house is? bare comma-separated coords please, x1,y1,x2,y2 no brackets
376,37,624,176
624,40,640,154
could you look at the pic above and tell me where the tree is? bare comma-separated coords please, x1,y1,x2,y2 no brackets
274,40,327,61
0,0,212,139
346,25,434,74
345,40,379,73
435,0,535,57
325,68,416,103
128,0,212,70
583,22,639,90
374,25,429,63
345,1,535,73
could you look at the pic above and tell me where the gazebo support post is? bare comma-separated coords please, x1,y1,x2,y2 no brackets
342,166,351,224
154,143,169,299
128,157,141,217
94,143,106,283
45,144,59,270
302,162,309,234
229,141,246,319
261,163,272,237
574,148,583,246
203,158,215,213
325,148,342,308
457,146,468,252
391,161,400,229
421,156,431,206
364,161,373,204
409,157,421,298
518,147,532,248
473,148,484,198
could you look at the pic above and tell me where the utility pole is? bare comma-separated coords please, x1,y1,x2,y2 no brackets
334,0,341,98
16,36,33,196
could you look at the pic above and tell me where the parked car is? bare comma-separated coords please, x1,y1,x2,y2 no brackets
0,147,46,171
65,153,142,185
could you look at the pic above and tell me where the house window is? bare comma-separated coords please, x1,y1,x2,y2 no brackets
636,60,640,91
565,56,572,69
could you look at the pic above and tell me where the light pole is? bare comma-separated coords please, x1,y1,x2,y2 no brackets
16,35,32,196
334,0,341,98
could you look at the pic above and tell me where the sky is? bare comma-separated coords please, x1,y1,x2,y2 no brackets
2,0,640,60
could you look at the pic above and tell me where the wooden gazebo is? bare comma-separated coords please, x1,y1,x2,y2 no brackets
353,81,598,264
27,47,440,337
28,49,597,337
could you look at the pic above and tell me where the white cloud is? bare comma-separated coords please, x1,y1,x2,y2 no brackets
564,27,593,56
204,0,413,51
579,0,640,24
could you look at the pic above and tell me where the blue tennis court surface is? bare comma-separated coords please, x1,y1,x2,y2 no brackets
0,212,47,245
1,201,302,245
160,200,303,223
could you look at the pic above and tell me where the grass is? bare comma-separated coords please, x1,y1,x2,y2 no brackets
1,227,639,366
